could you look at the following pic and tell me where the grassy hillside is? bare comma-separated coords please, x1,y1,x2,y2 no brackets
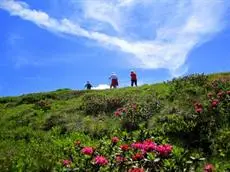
0,72,230,172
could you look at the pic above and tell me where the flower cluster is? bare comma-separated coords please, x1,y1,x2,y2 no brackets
120,144,129,151
130,139,172,157
194,102,203,113
93,156,108,166
132,152,144,161
131,139,157,153
204,163,215,172
156,144,173,157
62,137,173,171
81,146,94,155
62,159,72,167
128,167,145,172
114,107,127,117
112,136,119,144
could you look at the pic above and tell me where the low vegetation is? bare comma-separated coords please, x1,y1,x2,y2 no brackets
0,72,230,171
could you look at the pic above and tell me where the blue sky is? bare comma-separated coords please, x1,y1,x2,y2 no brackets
0,0,230,96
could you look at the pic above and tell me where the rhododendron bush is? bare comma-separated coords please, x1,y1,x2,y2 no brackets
59,135,207,171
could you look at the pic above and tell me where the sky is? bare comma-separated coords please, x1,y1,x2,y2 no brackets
0,0,230,96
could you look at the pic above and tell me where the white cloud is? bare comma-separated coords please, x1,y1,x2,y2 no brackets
92,84,110,90
0,0,229,76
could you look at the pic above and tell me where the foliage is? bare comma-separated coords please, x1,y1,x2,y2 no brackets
0,72,230,171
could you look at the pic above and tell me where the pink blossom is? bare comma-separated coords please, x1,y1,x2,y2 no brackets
112,137,119,144
93,155,108,166
204,163,215,172
132,152,144,161
142,140,157,152
211,99,219,108
81,147,94,155
114,111,121,117
128,168,145,172
156,144,173,157
195,108,203,113
131,142,143,150
62,159,71,167
120,144,129,151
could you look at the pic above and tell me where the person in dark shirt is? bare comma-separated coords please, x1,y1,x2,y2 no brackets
130,71,137,87
85,81,93,90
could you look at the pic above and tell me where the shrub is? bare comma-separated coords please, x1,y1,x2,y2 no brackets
34,99,52,111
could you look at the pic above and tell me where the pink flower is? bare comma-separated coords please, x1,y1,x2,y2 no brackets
156,144,173,157
217,91,224,98
81,147,94,155
211,99,219,108
204,163,215,172
120,144,129,151
128,167,145,172
93,156,108,166
131,142,143,150
142,140,157,152
195,108,203,113
62,159,71,167
194,102,203,109
114,111,121,117
132,152,144,161
112,137,119,144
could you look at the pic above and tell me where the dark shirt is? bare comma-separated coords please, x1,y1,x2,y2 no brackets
85,83,92,90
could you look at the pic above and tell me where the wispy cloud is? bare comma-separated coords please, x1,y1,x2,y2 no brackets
0,0,229,75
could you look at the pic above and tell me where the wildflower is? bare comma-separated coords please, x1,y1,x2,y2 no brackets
211,99,219,108
132,153,144,161
156,144,173,157
194,102,203,109
120,144,129,151
114,111,121,117
217,91,224,98
112,137,119,144
93,156,108,166
142,140,157,152
131,142,143,150
204,163,215,172
81,147,94,155
62,159,71,167
195,108,203,113
128,167,145,172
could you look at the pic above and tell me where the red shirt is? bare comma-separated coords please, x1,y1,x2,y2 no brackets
130,73,137,80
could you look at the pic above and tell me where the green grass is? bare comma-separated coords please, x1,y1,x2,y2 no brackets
0,72,230,171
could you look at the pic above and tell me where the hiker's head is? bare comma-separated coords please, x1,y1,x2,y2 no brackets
87,81,90,84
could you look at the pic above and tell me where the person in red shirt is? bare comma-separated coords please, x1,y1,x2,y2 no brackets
130,71,137,87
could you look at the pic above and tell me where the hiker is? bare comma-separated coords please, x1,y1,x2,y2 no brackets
130,71,137,87
109,73,118,89
85,81,93,90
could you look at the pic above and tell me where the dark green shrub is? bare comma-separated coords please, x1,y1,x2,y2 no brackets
34,99,52,111
81,93,107,115
42,114,67,131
